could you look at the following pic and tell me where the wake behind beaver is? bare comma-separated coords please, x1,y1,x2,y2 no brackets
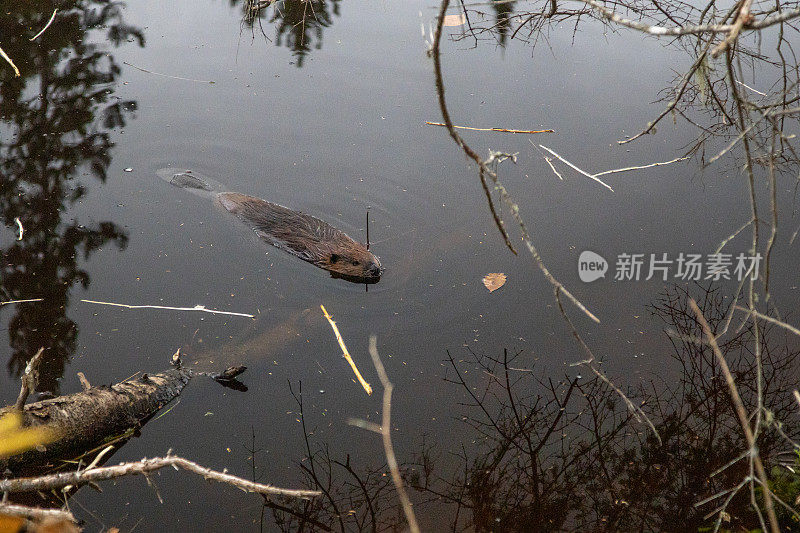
159,168,382,284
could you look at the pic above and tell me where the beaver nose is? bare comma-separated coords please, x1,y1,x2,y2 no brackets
368,262,382,277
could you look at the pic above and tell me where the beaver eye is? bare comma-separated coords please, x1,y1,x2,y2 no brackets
351,260,360,266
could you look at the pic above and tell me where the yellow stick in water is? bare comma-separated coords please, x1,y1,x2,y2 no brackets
320,305,372,395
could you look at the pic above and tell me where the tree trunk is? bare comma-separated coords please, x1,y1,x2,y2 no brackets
0,366,192,475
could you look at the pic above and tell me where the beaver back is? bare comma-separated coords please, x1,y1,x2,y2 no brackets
217,193,381,281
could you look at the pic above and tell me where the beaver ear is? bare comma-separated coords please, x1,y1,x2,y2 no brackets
330,253,340,263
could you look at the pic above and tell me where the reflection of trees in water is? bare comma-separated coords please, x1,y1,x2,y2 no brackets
409,287,800,530
252,382,404,532
491,1,516,47
236,0,340,67
264,287,800,530
430,3,800,526
446,0,800,165
0,2,142,392
446,1,518,48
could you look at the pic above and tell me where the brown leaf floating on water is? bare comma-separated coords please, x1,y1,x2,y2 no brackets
482,273,506,292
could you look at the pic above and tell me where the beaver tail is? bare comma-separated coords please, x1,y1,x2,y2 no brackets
157,167,227,198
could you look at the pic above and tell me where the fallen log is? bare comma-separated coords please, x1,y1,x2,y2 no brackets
0,355,237,475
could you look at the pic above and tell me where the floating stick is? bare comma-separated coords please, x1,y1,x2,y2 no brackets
80,299,254,318
426,121,554,134
30,9,58,41
320,305,372,395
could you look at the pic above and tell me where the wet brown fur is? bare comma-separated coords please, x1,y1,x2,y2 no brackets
217,192,381,282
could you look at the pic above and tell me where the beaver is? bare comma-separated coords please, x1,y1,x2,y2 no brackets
158,169,382,284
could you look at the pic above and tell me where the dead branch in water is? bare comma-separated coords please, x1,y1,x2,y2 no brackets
0,298,42,307
0,502,76,525
14,347,44,410
320,305,372,395
535,142,688,184
0,350,245,473
0,453,320,499
425,121,554,134
0,363,193,474
80,298,254,318
0,44,20,77
537,144,615,191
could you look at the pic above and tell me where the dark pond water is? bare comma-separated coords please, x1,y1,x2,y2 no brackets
3,0,800,531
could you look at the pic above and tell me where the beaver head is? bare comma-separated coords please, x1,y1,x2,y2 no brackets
324,245,382,284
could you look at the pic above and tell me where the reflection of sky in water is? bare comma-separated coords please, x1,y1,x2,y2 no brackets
1,0,799,528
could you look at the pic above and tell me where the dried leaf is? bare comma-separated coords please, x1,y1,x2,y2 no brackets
443,14,466,27
482,273,507,292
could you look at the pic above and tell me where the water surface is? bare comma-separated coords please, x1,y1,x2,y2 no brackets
2,0,800,530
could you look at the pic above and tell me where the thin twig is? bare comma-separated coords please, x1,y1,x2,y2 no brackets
122,61,215,84
80,299,254,318
537,144,615,191
735,79,766,96
479,166,517,254
543,156,563,180
591,156,689,177
619,42,713,144
14,217,23,240
715,217,755,254
0,454,320,498
707,104,774,166
0,44,20,77
0,298,43,307
320,305,372,395
425,121,554,134
735,306,800,337
30,9,58,41
558,289,661,443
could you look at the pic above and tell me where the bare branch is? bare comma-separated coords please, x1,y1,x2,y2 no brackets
0,502,75,523
320,305,372,395
580,0,800,37
537,144,615,191
0,44,20,77
0,455,321,499
14,347,45,410
80,299,254,318
425,121,554,134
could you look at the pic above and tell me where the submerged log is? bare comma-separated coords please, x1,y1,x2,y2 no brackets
0,365,192,475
